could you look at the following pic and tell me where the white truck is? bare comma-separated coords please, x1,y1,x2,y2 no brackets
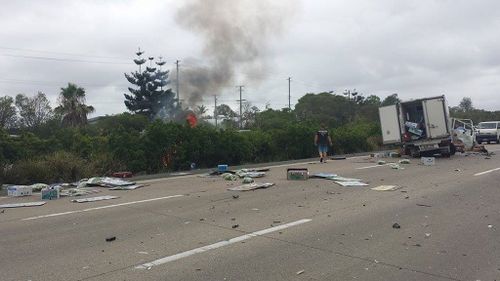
379,95,455,157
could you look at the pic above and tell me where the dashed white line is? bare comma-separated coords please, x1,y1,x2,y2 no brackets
135,218,312,269
474,167,500,176
21,194,184,221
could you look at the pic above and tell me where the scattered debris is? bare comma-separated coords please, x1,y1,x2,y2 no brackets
377,160,386,165
228,182,275,191
251,208,260,211
0,201,46,208
59,188,101,197
105,236,116,242
236,170,266,178
454,168,462,172
287,168,309,180
242,177,254,184
416,203,432,208
331,176,362,182
421,157,435,166
137,251,149,255
310,173,338,179
109,184,143,190
232,224,239,228
86,177,139,188
232,194,240,199
222,173,238,181
392,223,401,229
41,186,60,200
371,185,400,191
273,220,281,224
7,185,33,197
218,164,229,173
71,195,119,203
425,233,431,238
389,163,404,170
334,181,369,187
296,270,305,275
399,159,411,164
488,224,493,228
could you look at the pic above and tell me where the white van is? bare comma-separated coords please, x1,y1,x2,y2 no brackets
476,121,500,144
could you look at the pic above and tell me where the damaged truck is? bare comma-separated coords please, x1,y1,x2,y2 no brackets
379,95,455,157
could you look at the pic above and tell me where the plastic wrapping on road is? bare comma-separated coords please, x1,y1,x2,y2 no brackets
371,185,401,191
71,195,119,203
0,202,46,208
228,182,275,191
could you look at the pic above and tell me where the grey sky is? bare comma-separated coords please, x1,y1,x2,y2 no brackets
1,0,499,117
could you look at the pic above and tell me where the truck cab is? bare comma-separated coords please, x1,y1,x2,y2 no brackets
476,121,500,144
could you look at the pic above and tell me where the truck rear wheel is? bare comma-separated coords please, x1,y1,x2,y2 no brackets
449,143,456,155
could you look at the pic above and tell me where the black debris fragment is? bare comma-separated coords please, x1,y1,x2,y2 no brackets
232,194,240,199
392,223,401,229
416,204,432,207
105,236,116,242
232,224,239,228
273,220,281,224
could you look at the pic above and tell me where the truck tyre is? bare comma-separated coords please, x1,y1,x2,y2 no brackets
449,143,456,156
410,147,420,158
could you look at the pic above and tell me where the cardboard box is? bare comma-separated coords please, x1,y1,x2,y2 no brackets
7,186,33,197
41,188,60,200
421,157,435,166
287,168,309,180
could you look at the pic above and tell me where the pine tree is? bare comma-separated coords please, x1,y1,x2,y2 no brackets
124,49,179,121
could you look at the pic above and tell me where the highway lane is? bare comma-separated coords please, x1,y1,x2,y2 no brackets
1,145,499,281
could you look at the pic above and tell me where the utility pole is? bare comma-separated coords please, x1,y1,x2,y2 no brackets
214,95,218,128
237,85,245,129
175,60,180,102
287,77,291,110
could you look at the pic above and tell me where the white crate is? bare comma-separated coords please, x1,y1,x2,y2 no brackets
421,157,435,166
7,186,33,197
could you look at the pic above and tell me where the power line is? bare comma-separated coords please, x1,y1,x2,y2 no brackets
0,53,133,65
0,46,130,61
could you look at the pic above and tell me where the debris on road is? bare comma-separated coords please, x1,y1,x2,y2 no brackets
334,181,369,187
488,224,493,229
371,185,401,191
399,159,411,164
242,177,254,184
7,185,33,197
416,203,432,208
0,201,46,208
232,224,239,228
105,236,116,242
296,270,305,275
377,160,386,165
109,184,143,190
232,194,240,199
287,168,309,180
392,223,401,229
71,195,119,203
389,163,404,170
86,177,140,189
59,188,101,197
228,182,275,191
222,173,238,181
425,233,431,238
421,157,435,166
41,186,60,200
310,173,338,179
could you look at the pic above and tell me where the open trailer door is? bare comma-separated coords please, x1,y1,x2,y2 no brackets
379,104,402,144
423,97,450,139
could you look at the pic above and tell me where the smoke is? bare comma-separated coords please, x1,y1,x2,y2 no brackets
175,0,298,107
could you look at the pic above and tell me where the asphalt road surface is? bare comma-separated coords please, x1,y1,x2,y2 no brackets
1,145,500,281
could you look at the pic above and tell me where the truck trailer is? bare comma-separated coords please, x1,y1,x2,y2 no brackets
379,95,455,157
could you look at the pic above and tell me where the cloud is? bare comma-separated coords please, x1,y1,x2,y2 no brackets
1,0,500,116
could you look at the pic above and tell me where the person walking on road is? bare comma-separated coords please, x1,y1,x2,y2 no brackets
314,124,333,163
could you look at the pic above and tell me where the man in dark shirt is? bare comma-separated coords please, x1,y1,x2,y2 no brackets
314,124,333,163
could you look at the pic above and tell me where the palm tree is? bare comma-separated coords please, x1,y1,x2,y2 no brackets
195,105,208,117
55,83,95,126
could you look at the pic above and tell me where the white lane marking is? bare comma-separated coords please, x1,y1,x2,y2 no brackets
139,155,371,184
356,163,390,170
135,218,312,269
474,167,500,176
21,195,184,221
